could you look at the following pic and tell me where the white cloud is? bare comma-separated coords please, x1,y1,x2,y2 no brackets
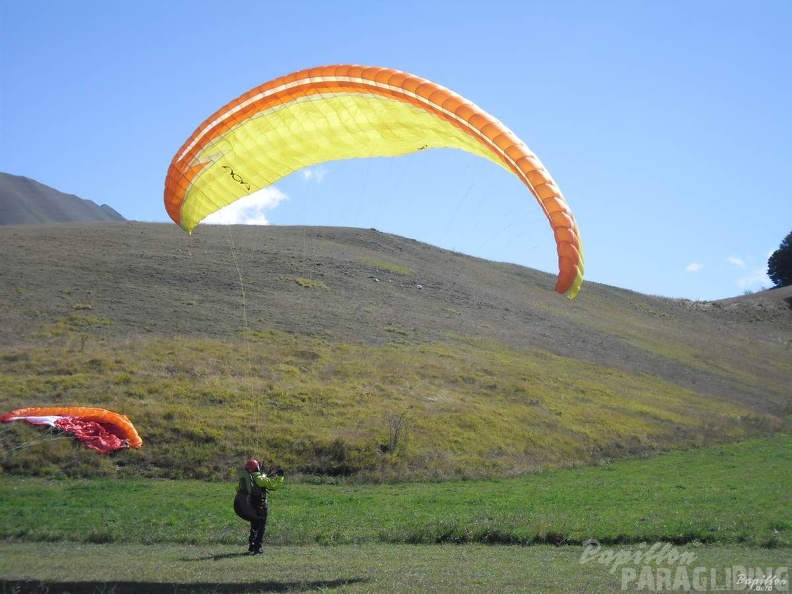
727,256,745,267
301,167,327,183
736,268,771,291
203,187,288,225
685,262,703,273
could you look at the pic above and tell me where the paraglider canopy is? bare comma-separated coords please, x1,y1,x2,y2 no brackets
164,64,584,298
0,406,143,454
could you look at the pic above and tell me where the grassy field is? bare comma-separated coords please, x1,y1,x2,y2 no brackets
1,223,790,481
1,436,790,592
2,543,789,593
1,223,790,591
2,328,786,483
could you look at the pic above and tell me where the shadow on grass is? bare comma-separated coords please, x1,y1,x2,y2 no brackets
184,550,255,560
1,579,368,593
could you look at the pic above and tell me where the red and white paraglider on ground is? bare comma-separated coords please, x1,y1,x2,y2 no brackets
0,406,142,454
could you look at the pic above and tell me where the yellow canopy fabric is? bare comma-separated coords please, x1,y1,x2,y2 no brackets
164,64,583,298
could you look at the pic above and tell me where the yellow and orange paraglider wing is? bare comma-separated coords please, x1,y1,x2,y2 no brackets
0,406,142,453
164,64,584,298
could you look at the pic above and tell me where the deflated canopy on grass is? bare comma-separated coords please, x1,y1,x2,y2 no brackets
163,64,584,299
0,406,143,454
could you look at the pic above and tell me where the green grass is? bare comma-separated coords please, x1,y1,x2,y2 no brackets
2,331,785,481
1,435,789,547
1,224,790,483
292,277,328,289
1,436,790,593
361,257,414,276
2,542,788,593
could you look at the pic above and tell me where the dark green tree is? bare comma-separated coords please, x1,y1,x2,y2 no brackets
767,231,792,288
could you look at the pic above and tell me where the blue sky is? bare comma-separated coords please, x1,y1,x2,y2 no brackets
2,1,790,301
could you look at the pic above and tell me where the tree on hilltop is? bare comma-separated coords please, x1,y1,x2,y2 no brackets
767,231,792,288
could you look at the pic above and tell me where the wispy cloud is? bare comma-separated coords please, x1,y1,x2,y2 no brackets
301,167,327,183
736,268,770,292
203,187,288,225
685,262,703,273
725,254,771,293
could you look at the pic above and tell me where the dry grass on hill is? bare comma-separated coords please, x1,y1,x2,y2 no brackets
0,222,789,479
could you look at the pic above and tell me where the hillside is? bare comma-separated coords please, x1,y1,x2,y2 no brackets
0,172,125,225
0,222,790,480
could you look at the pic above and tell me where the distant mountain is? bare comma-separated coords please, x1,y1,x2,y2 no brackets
0,172,125,225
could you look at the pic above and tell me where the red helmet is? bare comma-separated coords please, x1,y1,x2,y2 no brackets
245,459,260,472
